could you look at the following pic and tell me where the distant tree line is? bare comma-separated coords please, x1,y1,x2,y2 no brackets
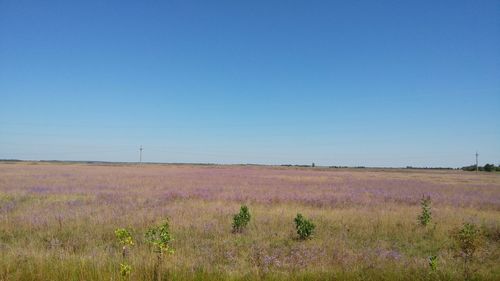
280,164,313,168
462,164,500,172
406,166,454,170
328,165,366,169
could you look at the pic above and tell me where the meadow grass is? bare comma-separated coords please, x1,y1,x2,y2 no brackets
0,163,499,280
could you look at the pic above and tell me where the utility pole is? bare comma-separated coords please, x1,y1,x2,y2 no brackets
139,145,143,164
475,151,479,172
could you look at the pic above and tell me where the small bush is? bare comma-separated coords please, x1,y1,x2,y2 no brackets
146,220,174,281
114,228,134,258
119,263,131,277
115,228,134,246
145,220,174,254
455,222,482,280
114,228,134,278
418,195,432,226
232,205,251,233
294,213,315,240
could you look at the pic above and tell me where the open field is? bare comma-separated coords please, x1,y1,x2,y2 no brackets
0,162,499,281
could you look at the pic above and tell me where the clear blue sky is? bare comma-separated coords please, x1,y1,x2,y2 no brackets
1,0,499,167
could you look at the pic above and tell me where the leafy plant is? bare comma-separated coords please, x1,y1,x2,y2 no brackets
428,255,438,271
115,228,134,258
115,228,134,246
455,222,481,281
119,263,131,277
145,220,174,254
232,205,251,233
145,220,174,281
418,195,432,226
294,213,315,240
114,228,134,278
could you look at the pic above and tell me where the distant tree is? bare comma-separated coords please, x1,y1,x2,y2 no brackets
461,164,499,172
484,164,495,172
312,163,315,168
461,166,471,171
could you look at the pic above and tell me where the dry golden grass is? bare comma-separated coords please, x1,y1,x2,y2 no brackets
0,162,499,280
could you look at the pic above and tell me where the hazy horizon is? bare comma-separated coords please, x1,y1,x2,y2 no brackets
0,153,493,169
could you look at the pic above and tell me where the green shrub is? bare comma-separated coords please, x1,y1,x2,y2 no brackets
232,205,251,233
114,228,134,278
455,222,481,281
417,195,432,226
115,228,134,258
294,213,315,240
145,220,174,281
145,220,174,254
115,228,134,246
119,263,131,277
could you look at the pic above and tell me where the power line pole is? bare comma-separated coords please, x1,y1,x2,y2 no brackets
475,151,479,172
139,145,143,164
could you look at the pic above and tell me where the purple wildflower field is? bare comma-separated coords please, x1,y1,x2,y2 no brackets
1,163,499,209
0,163,499,280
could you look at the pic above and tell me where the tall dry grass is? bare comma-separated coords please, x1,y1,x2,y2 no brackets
0,163,499,280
